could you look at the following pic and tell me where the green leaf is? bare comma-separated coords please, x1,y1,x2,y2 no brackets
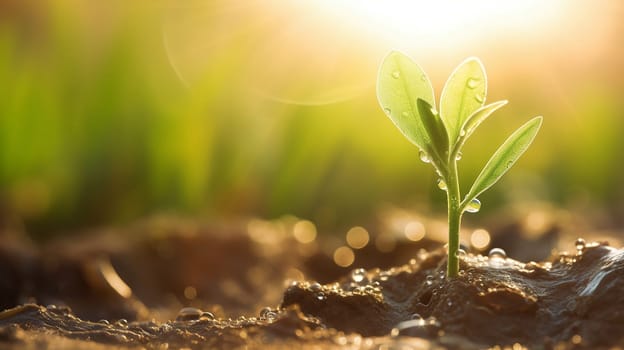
453,100,508,153
416,98,449,165
440,57,487,146
376,51,435,152
463,116,543,207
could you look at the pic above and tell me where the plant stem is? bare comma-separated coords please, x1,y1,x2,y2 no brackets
446,159,462,278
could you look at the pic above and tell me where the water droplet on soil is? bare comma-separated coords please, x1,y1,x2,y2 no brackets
200,311,215,320
419,150,431,163
465,198,481,213
575,238,586,253
437,178,447,191
309,282,322,292
351,268,366,283
260,307,277,320
425,275,434,286
488,247,507,259
176,307,203,321
390,327,400,337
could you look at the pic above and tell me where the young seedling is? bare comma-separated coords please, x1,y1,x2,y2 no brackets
377,52,542,277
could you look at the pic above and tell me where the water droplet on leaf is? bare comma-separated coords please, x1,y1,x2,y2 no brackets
465,198,481,213
455,248,466,258
437,178,447,191
392,70,400,79
455,152,463,161
419,150,431,163
383,107,391,115
475,94,484,103
459,129,466,137
467,78,480,89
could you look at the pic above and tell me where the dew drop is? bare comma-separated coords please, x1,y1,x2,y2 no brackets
425,275,434,286
455,248,467,258
437,178,447,191
200,311,215,320
411,313,422,320
351,268,366,283
475,94,485,103
459,129,466,137
115,319,128,328
419,150,431,163
467,78,480,89
392,70,400,79
383,107,391,115
575,238,586,252
455,152,463,161
390,327,400,337
464,198,481,213
260,307,277,320
309,282,322,292
488,247,507,259
420,74,427,82
316,292,327,301
176,307,203,322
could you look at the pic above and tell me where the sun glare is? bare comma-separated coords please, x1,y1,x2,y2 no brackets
165,0,570,104
310,0,566,51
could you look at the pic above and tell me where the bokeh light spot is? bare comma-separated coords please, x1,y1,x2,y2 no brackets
404,221,425,241
293,220,317,244
333,246,355,267
470,229,491,250
346,226,369,249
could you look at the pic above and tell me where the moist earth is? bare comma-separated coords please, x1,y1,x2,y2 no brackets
0,215,623,349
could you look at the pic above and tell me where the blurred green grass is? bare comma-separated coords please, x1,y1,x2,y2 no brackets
1,1,623,238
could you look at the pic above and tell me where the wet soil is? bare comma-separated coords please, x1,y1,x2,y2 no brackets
0,213,623,349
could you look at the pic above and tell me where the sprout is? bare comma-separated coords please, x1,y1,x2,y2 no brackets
377,51,542,277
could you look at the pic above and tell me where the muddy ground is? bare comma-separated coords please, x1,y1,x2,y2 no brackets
1,207,623,349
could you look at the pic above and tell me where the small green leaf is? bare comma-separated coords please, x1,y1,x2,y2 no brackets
440,57,487,146
453,100,508,153
376,51,435,151
416,98,449,166
463,116,543,207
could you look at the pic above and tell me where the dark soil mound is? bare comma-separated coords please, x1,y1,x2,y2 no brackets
1,232,623,349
